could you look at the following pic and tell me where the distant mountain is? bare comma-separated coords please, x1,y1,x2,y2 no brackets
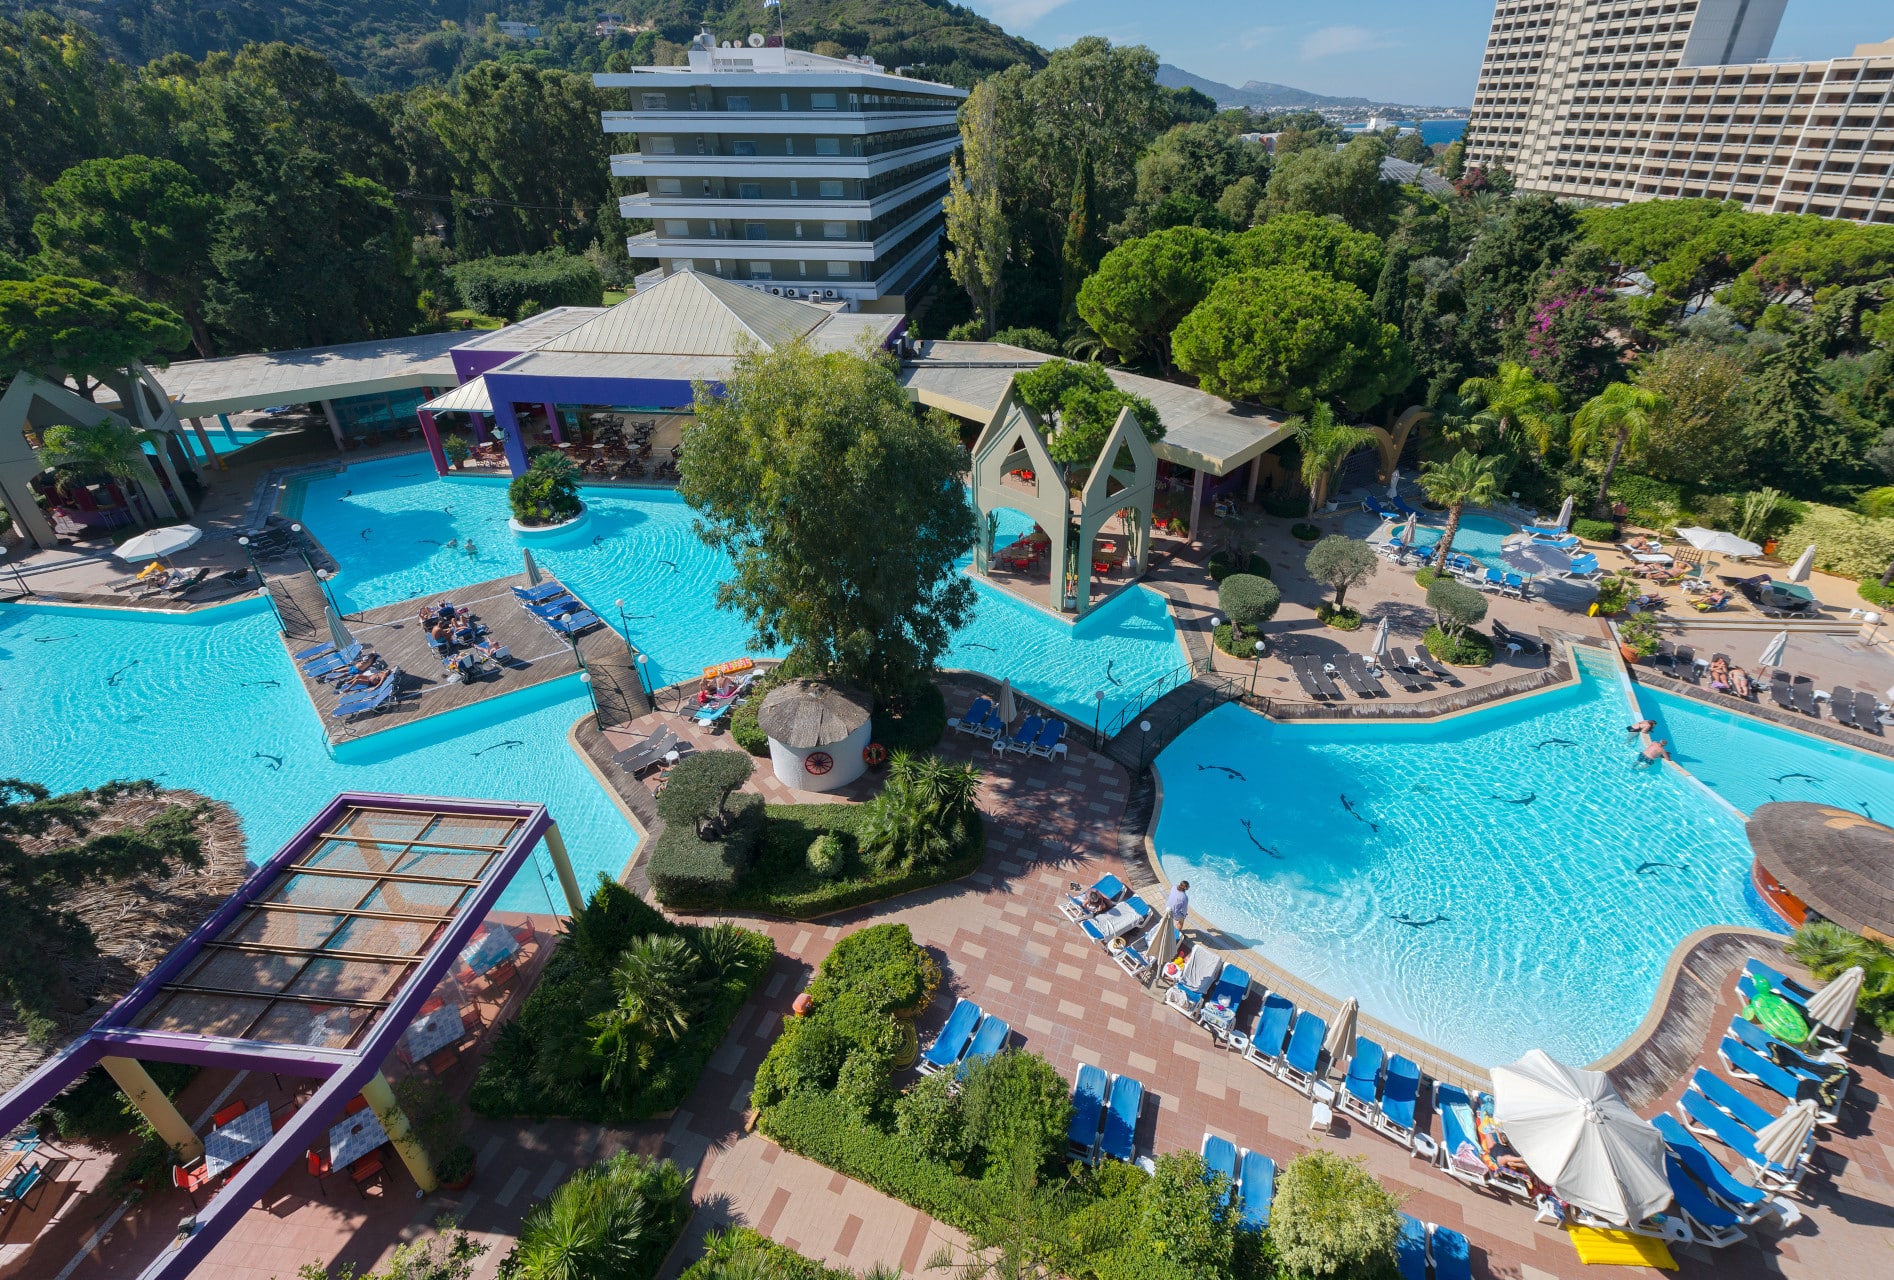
1158,63,1462,114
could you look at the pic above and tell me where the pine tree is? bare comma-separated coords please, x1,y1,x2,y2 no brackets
1059,154,1096,333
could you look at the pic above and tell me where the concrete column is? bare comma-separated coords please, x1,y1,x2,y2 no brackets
189,418,226,472
360,1070,437,1194
1247,456,1261,502
542,402,563,444
101,1056,203,1161
171,425,207,483
146,438,194,517
1048,519,1068,613
1188,467,1206,548
418,409,450,476
217,413,239,446
319,400,347,452
542,822,587,916
473,412,488,445
0,472,59,550
492,402,530,477
134,452,178,522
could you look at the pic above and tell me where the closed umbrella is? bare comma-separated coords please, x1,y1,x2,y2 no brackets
1786,543,1816,584
1491,1048,1670,1226
1502,543,1569,579
115,523,203,563
1753,1099,1818,1169
1371,616,1391,661
1758,630,1789,671
1553,494,1574,533
1387,468,1401,500
1674,526,1762,558
1324,996,1359,1062
1805,965,1864,1033
326,602,356,654
523,547,542,586
1402,512,1418,548
996,679,1017,727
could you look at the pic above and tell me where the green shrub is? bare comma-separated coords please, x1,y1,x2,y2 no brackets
959,1050,1072,1181
1214,623,1271,659
564,875,669,968
1861,486,1894,519
1269,1151,1401,1280
730,803,984,918
860,751,981,874
1426,578,1488,638
507,452,582,526
751,1015,854,1110
1207,550,1271,581
1422,623,1493,667
508,1152,690,1280
729,700,769,754
1413,566,1442,589
647,791,764,908
894,1070,971,1169
1859,579,1894,608
1571,517,1617,541
1606,472,1685,527
1217,574,1281,637
441,434,471,468
1305,535,1379,609
990,326,1060,354
835,1045,894,1128
1616,613,1662,658
447,249,604,319
1316,602,1363,630
759,1090,975,1225
1262,491,1305,518
1141,1151,1237,1277
680,1228,855,1280
1786,920,1894,1034
870,678,947,754
1592,572,1634,615
1291,522,1321,541
808,922,941,1015
1779,502,1894,581
655,750,754,834
806,832,846,878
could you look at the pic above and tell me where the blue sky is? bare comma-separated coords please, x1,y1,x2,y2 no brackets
960,1,1892,108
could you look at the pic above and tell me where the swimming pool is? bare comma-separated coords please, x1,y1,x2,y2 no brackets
1407,512,1515,564
288,457,1189,724
0,599,637,913
1148,648,1868,1067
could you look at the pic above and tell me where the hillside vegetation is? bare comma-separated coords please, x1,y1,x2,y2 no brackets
33,0,1042,89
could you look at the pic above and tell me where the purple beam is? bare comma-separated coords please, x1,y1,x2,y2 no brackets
490,400,530,477
542,402,563,444
0,1038,106,1138
88,1029,351,1076
418,409,450,476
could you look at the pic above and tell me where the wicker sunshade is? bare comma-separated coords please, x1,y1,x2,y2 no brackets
1746,802,1894,942
756,679,872,748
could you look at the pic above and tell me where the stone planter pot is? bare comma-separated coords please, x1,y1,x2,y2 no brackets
1619,643,1642,663
508,501,590,539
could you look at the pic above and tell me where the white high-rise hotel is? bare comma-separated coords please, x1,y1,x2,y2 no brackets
1463,0,1893,222
595,32,966,308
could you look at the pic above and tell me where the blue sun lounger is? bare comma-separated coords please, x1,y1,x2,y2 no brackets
1689,1068,1780,1134
957,1014,1011,1077
1242,994,1296,1070
1237,1149,1275,1231
1201,965,1252,1042
1664,1154,1747,1247
950,696,995,736
1396,1213,1428,1280
1435,1082,1481,1175
1740,959,1813,1003
1060,873,1127,921
1677,1087,1802,1189
1652,1114,1792,1227
1201,1133,1239,1207
1429,1224,1470,1280
1029,718,1067,759
512,581,567,602
1101,1074,1142,1163
1375,1055,1423,1143
1276,1011,1328,1093
292,640,336,662
1726,1016,1846,1081
1081,895,1151,945
1717,1038,1840,1118
333,675,398,721
1339,1037,1385,1122
1067,1063,1109,1162
918,997,982,1076
541,609,602,636
997,714,1043,755
525,595,584,617
302,643,363,678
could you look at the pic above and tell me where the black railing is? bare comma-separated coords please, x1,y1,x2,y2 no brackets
1124,672,1245,773
1099,654,1219,744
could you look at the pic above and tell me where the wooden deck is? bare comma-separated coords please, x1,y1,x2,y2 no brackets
272,570,649,744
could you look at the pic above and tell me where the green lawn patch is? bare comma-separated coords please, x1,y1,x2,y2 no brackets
724,803,985,918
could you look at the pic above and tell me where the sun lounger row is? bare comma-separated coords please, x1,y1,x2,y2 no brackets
1396,1214,1472,1280
612,725,693,776
949,696,1068,759
1067,1063,1143,1164
1199,1132,1277,1231
917,997,1011,1079
514,581,602,636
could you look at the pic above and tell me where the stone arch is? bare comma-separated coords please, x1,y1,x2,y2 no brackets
0,372,178,550
1073,406,1159,617
1372,405,1432,481
969,378,1070,613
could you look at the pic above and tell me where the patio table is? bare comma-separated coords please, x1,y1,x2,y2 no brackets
1201,997,1238,1038
330,1108,390,1172
0,1148,29,1188
404,1002,466,1063
460,921,520,976
204,1105,274,1177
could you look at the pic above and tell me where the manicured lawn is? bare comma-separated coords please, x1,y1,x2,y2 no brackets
724,803,985,918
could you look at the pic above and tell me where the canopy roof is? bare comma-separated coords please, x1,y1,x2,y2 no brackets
420,376,493,415
146,332,467,417
1748,802,1894,943
448,306,608,354
537,269,835,356
757,679,872,748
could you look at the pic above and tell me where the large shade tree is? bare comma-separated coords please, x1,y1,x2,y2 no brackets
1569,381,1669,517
1074,226,1231,371
1230,211,1387,293
1419,450,1507,571
0,273,189,395
680,345,978,697
1012,358,1164,467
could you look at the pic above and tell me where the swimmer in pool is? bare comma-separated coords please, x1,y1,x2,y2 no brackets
1636,731,1671,765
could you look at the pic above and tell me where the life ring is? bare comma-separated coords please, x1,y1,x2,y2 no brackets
863,742,888,767
804,751,834,776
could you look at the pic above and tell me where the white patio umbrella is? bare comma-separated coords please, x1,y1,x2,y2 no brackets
1758,630,1789,671
1324,996,1359,1061
1805,965,1864,1033
1491,1049,1670,1226
115,523,203,563
1371,616,1391,660
1753,1099,1818,1170
325,602,356,654
1786,543,1816,584
1387,468,1402,499
1674,526,1762,558
1402,512,1418,547
523,547,542,586
1553,494,1574,533
995,679,1017,727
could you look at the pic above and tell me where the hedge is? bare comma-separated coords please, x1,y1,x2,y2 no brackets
1570,517,1617,541
647,792,765,908
759,1090,977,1227
446,249,604,320
1779,502,1894,582
725,803,985,918
679,1228,855,1280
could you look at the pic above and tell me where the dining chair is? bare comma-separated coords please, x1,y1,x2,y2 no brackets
305,1148,332,1195
349,1151,385,1197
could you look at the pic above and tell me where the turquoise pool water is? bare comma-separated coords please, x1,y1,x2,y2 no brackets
1152,651,1817,1067
1408,511,1515,564
289,457,1188,724
0,599,636,913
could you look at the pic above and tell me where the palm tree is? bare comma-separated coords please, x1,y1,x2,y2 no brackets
1419,451,1507,571
590,934,699,1091
1457,363,1564,455
1294,403,1378,516
1569,382,1668,518
36,420,161,527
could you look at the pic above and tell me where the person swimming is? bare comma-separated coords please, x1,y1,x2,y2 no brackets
1636,730,1671,765
1626,719,1656,738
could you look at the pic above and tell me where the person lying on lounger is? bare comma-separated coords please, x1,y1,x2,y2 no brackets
1708,656,1730,691
1475,1102,1534,1176
1730,666,1752,699
337,664,391,693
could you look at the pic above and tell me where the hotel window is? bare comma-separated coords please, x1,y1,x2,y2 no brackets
818,180,844,198
811,92,838,110
822,221,848,239
655,178,682,195
725,96,751,112
673,259,694,272
745,222,768,240
826,261,850,278
815,138,842,156
731,140,757,156
739,182,763,199
641,93,668,110
747,261,773,279
645,137,676,155
663,220,691,236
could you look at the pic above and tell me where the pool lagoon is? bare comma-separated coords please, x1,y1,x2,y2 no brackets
1152,655,1796,1067
1406,511,1515,564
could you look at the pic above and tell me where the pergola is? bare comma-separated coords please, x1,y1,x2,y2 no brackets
0,792,587,1280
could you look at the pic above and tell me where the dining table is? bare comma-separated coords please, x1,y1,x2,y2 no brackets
404,1002,467,1063
204,1106,274,1177
461,921,521,977
330,1107,390,1172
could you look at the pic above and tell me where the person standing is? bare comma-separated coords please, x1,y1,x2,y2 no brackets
1166,880,1190,927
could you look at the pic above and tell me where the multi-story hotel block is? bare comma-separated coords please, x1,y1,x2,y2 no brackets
594,33,967,309
1463,1,1893,223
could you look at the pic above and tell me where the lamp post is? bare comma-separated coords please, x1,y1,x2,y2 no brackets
0,547,29,598
636,652,653,702
614,598,632,648
1250,639,1266,696
1092,689,1105,750
579,671,602,730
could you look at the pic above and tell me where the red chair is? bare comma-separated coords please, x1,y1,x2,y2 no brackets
306,1148,332,1195
349,1151,385,1197
426,1048,457,1077
172,1160,212,1207
343,1095,369,1117
487,958,517,986
418,995,445,1017
211,1101,248,1128
510,919,536,946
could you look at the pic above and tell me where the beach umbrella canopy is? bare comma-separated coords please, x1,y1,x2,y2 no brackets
1553,495,1574,532
1786,544,1816,583
1758,630,1789,670
1805,965,1864,1032
326,603,355,654
115,524,203,563
1491,1048,1670,1226
1371,616,1391,658
1753,1099,1818,1169
1387,468,1402,499
1675,526,1762,558
1402,512,1418,546
523,547,542,586
1324,997,1359,1061
996,679,1017,726
1502,543,1570,579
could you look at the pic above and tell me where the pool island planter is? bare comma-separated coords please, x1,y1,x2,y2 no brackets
508,500,590,538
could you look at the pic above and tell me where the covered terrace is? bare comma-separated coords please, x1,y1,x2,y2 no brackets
0,793,587,1280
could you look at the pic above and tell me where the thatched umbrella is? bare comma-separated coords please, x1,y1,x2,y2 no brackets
1,789,248,1093
1746,803,1894,944
756,680,872,748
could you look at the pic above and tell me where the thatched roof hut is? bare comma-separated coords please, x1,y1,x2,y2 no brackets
757,680,872,749
1746,802,1894,944
0,789,249,1092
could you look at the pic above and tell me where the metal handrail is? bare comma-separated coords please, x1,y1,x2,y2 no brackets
1129,673,1244,772
1100,654,1217,742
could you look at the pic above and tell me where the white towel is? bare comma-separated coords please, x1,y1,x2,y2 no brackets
1178,944,1222,992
